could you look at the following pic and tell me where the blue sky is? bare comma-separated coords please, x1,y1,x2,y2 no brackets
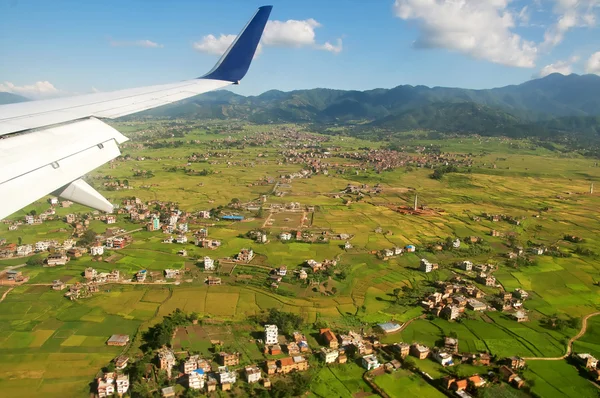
1,0,599,98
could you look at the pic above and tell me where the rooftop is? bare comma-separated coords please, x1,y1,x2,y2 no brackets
107,334,129,344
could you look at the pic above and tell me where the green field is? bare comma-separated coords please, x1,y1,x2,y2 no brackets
374,369,446,398
1,121,600,396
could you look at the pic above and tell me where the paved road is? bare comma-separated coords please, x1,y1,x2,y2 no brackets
523,311,600,360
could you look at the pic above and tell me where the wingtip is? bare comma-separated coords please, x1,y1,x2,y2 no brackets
200,6,272,83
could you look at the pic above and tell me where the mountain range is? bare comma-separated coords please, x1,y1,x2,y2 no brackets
2,73,599,138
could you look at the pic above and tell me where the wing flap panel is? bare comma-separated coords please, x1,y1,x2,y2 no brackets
0,117,127,184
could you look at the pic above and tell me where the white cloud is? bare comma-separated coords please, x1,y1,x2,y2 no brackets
193,18,341,55
393,0,538,68
192,34,236,55
262,19,321,47
535,56,580,77
0,81,62,99
110,39,164,48
518,5,530,25
542,0,599,48
585,51,600,74
318,38,343,54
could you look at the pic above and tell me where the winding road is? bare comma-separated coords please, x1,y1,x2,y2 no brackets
523,311,600,361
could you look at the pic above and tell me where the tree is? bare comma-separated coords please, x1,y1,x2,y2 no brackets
29,210,37,216
78,230,97,247
18,236,22,246
270,380,293,398
290,372,311,396
26,256,44,266
393,288,402,303
131,381,152,397
266,308,303,335
431,169,445,180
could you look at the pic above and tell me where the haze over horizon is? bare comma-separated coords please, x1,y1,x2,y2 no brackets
1,0,600,99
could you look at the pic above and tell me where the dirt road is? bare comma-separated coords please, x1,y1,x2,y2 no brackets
523,311,600,360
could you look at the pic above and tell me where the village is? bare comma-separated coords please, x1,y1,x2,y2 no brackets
89,307,600,398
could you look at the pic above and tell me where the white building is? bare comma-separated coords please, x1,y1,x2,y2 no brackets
432,350,454,366
17,245,33,256
393,247,403,255
49,197,59,205
90,245,104,256
321,348,339,364
25,215,35,225
245,366,262,383
264,324,278,345
279,232,292,241
188,370,205,390
361,354,380,370
218,367,237,384
204,256,215,270
179,223,188,233
277,266,287,276
453,239,461,248
116,374,129,395
461,260,473,271
97,380,114,398
169,215,179,226
35,241,50,252
199,211,211,219
97,373,116,398
176,235,188,244
420,258,433,273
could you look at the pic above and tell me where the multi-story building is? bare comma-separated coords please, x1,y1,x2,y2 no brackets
237,248,254,262
116,373,129,395
90,245,104,256
320,348,339,364
158,347,176,377
264,324,278,345
320,328,339,349
361,354,380,370
204,256,215,270
184,355,199,374
410,344,430,360
97,372,116,398
245,366,262,383
219,352,240,367
188,370,205,390
84,267,97,280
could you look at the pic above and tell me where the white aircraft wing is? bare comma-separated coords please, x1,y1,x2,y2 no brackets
0,5,272,220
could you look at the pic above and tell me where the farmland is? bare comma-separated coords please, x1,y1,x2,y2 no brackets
0,121,599,397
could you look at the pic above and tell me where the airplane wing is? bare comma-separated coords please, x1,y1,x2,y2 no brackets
0,5,272,220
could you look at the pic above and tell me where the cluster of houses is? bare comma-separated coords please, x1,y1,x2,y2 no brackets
480,212,524,226
377,244,416,260
304,258,337,273
420,272,530,322
338,149,475,173
97,371,129,397
0,238,77,259
380,337,529,394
